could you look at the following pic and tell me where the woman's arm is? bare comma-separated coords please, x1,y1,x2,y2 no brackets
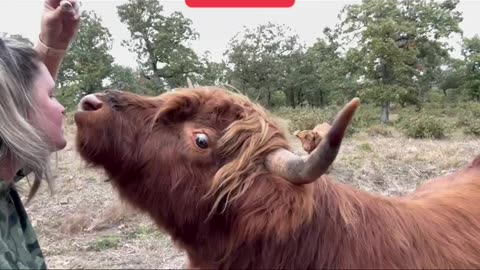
34,0,80,80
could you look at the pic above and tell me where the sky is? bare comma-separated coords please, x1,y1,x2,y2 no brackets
1,0,479,69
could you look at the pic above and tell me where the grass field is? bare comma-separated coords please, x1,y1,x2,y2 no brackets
15,106,480,269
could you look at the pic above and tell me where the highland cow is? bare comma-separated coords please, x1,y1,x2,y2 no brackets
294,122,332,154
74,87,480,269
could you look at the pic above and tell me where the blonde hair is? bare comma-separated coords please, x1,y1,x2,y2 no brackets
0,37,53,202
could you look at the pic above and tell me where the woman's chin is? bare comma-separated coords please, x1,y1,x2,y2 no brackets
51,137,68,152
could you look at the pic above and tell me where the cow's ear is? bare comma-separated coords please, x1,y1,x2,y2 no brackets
154,94,200,124
313,132,322,144
211,100,245,125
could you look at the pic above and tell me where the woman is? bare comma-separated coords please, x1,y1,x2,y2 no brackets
0,0,80,268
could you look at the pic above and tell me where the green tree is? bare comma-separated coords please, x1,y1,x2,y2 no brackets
462,35,480,101
117,0,201,92
338,0,463,123
106,64,137,92
339,0,417,123
57,10,114,110
438,58,466,101
225,22,303,107
196,51,228,86
300,29,355,107
403,0,463,103
106,64,164,95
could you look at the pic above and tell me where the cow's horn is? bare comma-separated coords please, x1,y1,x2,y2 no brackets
187,77,194,88
265,98,360,184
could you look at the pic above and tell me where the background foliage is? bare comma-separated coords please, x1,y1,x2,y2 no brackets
5,0,480,138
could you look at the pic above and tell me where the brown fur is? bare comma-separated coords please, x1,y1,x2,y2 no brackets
74,87,480,269
294,122,332,154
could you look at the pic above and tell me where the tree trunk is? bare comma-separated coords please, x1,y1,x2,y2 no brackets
319,90,325,107
267,89,272,107
288,88,296,108
296,89,303,107
380,101,390,124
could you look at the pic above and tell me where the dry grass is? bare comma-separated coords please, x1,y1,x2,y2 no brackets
14,116,480,269
331,131,478,196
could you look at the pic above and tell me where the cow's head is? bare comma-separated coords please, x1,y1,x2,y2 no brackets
294,130,321,154
294,122,332,154
74,87,359,235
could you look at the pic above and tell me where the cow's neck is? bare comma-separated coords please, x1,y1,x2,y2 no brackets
306,177,416,268
182,177,406,269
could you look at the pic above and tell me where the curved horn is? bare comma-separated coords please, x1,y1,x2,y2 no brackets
187,77,194,88
265,98,360,184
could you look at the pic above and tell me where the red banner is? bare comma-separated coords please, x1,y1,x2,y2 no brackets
186,0,295,8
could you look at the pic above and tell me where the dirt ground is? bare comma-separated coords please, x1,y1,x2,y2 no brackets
16,117,480,269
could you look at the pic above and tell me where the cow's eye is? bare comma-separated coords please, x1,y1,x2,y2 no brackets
195,133,209,149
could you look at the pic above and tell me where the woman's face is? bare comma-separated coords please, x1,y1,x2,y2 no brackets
30,62,66,151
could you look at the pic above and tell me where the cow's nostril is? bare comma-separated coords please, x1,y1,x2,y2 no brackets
79,94,103,112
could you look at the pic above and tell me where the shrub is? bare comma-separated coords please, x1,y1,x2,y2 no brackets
273,104,380,136
463,119,480,137
358,142,373,152
454,102,480,136
88,236,121,251
272,106,336,133
398,115,446,139
350,105,379,130
367,125,394,137
458,102,480,118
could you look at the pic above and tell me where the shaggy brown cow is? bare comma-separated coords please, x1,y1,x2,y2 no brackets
74,87,480,269
294,122,332,154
